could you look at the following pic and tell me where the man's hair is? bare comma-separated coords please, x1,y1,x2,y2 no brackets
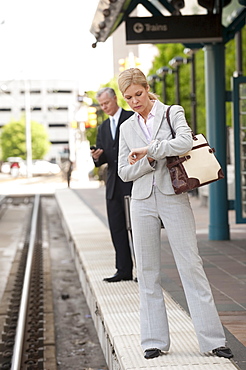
96,87,116,100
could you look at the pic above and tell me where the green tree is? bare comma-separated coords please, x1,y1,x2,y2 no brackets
85,83,131,147
225,27,246,127
148,26,246,134
149,43,206,134
0,117,50,161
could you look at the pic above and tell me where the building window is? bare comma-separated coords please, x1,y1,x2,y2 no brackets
20,90,41,94
20,107,42,111
47,89,73,94
50,140,69,144
49,123,67,127
0,108,11,111
48,106,68,111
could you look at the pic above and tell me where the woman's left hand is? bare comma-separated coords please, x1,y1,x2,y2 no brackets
128,147,148,165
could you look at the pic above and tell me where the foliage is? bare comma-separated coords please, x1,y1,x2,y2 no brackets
85,79,133,145
84,83,131,178
148,26,246,134
0,117,50,161
86,25,246,141
90,77,133,112
86,127,97,146
149,43,206,134
225,27,246,126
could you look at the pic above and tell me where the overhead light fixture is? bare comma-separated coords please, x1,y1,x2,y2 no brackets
90,0,131,43
147,74,159,82
197,0,215,13
103,8,111,17
171,0,185,9
156,66,171,76
170,0,185,15
184,48,199,56
99,21,106,29
169,56,185,68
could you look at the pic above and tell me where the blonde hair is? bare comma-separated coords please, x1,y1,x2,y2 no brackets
118,68,158,100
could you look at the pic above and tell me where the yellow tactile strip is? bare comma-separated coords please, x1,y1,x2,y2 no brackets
55,189,236,370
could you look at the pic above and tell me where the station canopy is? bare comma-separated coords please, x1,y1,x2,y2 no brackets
90,0,246,47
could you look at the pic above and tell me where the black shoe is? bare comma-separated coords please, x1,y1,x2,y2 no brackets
212,346,233,359
144,348,161,359
103,272,132,283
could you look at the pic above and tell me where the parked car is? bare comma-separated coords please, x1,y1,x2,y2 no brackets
6,157,26,177
1,162,11,174
1,159,60,176
31,160,61,175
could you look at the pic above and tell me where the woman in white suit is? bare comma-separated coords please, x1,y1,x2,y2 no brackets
117,68,233,360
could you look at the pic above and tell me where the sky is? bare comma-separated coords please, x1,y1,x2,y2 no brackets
0,0,239,94
0,0,114,92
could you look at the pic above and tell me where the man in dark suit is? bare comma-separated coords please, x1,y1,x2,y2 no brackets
91,87,134,282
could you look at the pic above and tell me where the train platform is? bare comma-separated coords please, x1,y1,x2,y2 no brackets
55,183,246,370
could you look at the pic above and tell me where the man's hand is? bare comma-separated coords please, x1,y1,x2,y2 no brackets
91,148,103,160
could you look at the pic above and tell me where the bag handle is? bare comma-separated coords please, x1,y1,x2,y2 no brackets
166,105,196,140
166,105,175,139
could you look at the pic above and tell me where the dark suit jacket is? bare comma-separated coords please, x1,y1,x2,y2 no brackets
95,108,134,200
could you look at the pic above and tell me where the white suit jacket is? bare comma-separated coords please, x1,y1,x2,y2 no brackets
118,101,193,199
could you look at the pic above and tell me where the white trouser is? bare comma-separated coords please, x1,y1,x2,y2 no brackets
131,186,225,353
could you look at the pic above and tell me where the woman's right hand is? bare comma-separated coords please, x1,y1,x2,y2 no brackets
128,147,148,165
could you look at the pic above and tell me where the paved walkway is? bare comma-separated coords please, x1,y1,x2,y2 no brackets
1,173,245,369
57,181,245,370
56,189,242,370
72,185,245,367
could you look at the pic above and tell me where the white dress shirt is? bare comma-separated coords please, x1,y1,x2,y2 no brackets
110,107,122,139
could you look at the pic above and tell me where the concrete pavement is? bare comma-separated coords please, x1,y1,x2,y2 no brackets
1,172,245,369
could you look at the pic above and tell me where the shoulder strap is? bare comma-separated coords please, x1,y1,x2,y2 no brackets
166,105,196,140
166,105,175,139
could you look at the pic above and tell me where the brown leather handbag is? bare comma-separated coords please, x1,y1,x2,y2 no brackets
166,106,224,195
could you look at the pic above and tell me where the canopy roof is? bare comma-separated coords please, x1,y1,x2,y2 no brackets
90,0,246,47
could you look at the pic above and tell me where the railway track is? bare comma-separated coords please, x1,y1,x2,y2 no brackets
0,193,108,370
0,195,56,370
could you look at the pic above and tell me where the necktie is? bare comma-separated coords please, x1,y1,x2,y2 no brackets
111,118,117,139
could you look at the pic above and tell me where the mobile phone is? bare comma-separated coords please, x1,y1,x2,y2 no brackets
90,145,97,150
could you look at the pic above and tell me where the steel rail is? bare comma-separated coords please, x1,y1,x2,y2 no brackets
0,195,6,206
10,194,40,370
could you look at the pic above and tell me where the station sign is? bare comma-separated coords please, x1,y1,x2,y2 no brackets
126,14,223,44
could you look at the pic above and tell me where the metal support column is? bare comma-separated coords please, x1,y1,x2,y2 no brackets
204,43,230,240
190,53,197,134
175,66,180,105
162,74,167,103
